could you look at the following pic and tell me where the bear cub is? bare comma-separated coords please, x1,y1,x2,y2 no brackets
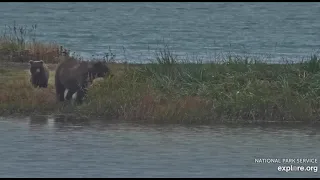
29,60,49,88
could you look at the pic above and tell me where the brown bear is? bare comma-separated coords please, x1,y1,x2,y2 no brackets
55,58,111,104
29,60,49,88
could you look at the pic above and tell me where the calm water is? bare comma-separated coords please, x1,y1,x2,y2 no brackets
0,115,319,178
1,2,320,62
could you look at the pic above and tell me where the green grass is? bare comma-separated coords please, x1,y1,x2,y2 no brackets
0,22,69,64
77,55,320,124
2,53,320,124
1,23,320,124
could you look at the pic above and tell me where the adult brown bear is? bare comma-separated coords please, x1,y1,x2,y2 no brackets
29,60,49,88
55,58,111,104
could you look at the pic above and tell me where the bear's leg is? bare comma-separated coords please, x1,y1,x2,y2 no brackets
38,83,46,88
75,84,88,104
64,89,69,100
42,82,48,88
70,92,78,106
38,77,48,88
31,78,38,88
65,89,76,101
56,84,66,101
64,89,76,105
75,89,85,104
34,81,40,88
39,80,48,88
44,78,49,88
55,77,66,101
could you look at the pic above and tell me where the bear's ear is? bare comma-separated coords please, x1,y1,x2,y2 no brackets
29,60,33,64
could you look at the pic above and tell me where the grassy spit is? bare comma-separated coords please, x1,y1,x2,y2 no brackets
1,24,320,124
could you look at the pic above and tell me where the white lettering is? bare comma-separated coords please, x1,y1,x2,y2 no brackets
278,165,318,173
282,158,295,163
254,158,281,163
296,158,318,164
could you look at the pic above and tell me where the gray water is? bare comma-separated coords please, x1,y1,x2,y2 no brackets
1,2,320,62
1,3,320,178
0,115,319,178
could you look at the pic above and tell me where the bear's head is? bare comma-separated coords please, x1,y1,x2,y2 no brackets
29,60,45,75
88,61,112,79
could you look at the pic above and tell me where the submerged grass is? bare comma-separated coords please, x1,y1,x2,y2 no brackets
0,23,320,123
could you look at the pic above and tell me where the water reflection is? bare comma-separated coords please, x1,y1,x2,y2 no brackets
26,114,119,132
0,115,319,178
53,114,91,131
29,115,48,128
25,114,320,138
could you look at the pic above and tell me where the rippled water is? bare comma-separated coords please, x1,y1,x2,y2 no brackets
0,115,318,178
1,2,320,62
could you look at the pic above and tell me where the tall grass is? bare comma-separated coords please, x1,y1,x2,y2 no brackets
2,50,320,123
0,22,69,64
75,47,320,123
0,24,320,123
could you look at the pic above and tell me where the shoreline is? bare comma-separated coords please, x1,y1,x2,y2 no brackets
0,25,320,124
1,60,320,124
2,113,319,126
